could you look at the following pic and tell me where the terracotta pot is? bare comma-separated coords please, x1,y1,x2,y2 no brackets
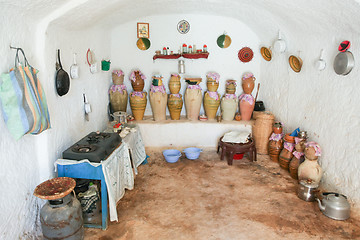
129,92,147,120
298,159,323,185
289,156,305,180
169,74,181,94
235,112,242,121
131,71,145,92
149,91,167,121
167,94,183,120
225,80,236,94
184,88,202,121
279,148,293,170
109,90,128,112
284,134,295,144
220,97,238,121
305,146,318,160
273,126,283,134
203,91,220,120
206,77,219,92
112,73,124,85
239,98,254,121
242,76,255,94
268,139,283,162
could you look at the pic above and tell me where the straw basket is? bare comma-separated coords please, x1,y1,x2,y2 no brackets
252,111,274,154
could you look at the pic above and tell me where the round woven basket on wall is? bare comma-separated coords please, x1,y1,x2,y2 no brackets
252,111,274,155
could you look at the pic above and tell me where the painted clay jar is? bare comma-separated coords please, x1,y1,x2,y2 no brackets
241,73,255,94
169,74,181,94
239,94,255,121
112,72,124,85
289,139,306,179
167,94,183,120
273,122,283,134
206,77,219,92
129,91,147,120
149,85,167,121
279,139,295,170
130,70,145,92
235,112,242,121
204,91,220,120
184,87,202,121
225,80,237,94
268,139,283,162
109,86,128,112
298,159,323,185
220,94,238,121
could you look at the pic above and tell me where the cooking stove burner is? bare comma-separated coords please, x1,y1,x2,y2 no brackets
71,144,98,153
86,132,110,144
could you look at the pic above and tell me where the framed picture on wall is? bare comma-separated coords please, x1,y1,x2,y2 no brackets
137,22,149,38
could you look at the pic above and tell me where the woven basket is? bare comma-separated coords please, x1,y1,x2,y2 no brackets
33,177,76,200
252,111,274,154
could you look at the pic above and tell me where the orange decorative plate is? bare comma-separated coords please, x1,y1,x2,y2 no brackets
289,55,302,73
260,47,272,61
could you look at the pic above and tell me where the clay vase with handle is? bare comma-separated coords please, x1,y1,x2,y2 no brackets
239,94,255,121
241,73,255,94
279,134,295,170
149,83,167,121
130,70,145,92
184,86,202,121
204,91,220,120
298,142,323,185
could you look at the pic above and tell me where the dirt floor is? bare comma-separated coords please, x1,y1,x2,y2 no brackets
85,148,360,240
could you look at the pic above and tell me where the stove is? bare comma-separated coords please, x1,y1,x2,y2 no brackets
62,132,122,163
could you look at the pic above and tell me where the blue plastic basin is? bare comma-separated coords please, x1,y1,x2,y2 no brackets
183,147,202,160
163,149,181,163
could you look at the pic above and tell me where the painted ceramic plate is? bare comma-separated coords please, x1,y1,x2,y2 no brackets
289,55,302,73
217,34,232,48
136,38,151,50
238,47,254,63
177,20,190,34
260,47,272,61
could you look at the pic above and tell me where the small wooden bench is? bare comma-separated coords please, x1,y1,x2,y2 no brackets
217,136,257,165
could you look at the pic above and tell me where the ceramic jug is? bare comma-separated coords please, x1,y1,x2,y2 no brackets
204,91,220,120
184,85,202,121
129,91,147,120
149,84,167,121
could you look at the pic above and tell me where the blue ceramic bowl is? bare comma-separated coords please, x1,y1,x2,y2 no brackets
163,149,181,163
183,147,202,160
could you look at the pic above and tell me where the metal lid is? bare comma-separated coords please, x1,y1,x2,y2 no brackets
323,192,350,208
299,179,319,188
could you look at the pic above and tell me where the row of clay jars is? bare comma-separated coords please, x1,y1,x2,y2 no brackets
109,73,128,112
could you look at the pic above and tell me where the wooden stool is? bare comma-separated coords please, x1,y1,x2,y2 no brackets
217,136,256,165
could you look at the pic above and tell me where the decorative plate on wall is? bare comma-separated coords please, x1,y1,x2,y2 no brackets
136,38,151,50
289,55,303,73
177,20,190,34
238,47,254,63
217,34,232,48
260,47,272,61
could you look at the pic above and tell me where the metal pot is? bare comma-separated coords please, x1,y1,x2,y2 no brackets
317,192,350,220
297,179,319,202
333,51,354,75
111,111,127,123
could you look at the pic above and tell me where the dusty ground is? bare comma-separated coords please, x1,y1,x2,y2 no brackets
85,148,360,240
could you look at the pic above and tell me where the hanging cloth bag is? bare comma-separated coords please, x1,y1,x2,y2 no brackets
0,48,51,139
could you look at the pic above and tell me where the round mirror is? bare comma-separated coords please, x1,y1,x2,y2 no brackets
136,38,151,51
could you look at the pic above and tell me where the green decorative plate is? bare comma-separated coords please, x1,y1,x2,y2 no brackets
136,38,151,51
217,34,232,48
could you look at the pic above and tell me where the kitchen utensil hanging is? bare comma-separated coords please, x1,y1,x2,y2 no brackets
86,49,97,74
238,47,254,63
334,41,354,76
70,53,79,79
260,47,272,61
56,49,70,96
315,49,326,71
289,53,303,73
83,93,91,121
273,30,286,53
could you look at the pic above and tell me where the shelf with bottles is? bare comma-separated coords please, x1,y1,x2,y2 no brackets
153,44,209,61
